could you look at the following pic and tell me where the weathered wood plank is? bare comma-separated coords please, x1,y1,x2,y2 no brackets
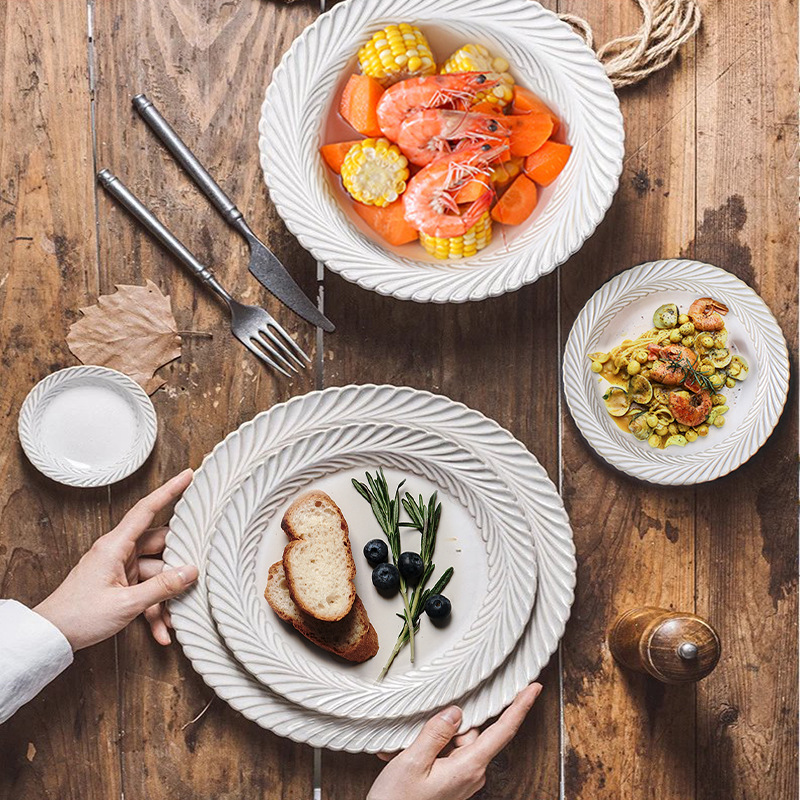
557,2,698,798
0,2,121,799
692,0,799,797
91,0,319,797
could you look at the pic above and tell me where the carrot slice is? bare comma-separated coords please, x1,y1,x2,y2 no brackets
506,113,554,157
490,174,538,225
511,86,560,132
523,141,572,186
352,199,418,246
454,178,491,204
320,140,363,173
339,74,384,137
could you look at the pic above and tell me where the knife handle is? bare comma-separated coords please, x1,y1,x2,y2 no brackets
132,94,244,229
97,169,230,303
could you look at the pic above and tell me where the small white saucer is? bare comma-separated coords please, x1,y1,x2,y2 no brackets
18,366,157,487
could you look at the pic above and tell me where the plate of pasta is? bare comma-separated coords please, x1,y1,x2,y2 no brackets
563,259,790,485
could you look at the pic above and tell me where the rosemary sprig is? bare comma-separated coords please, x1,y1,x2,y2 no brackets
353,470,454,680
352,470,417,666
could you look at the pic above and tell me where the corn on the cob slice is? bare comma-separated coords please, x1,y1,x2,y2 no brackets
358,23,437,86
440,44,515,108
340,138,410,207
419,211,493,260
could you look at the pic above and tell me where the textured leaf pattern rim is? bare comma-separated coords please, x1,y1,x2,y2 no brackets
563,259,791,485
258,0,624,303
206,421,537,721
164,385,576,752
17,365,157,488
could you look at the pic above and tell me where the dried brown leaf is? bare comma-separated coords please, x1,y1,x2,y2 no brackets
66,280,182,394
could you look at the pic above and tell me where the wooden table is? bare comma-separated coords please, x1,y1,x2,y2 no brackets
0,1,796,798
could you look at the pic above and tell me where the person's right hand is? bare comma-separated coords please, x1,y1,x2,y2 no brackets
367,682,542,800
35,470,198,651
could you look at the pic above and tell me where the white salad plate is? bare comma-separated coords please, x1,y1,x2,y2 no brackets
206,420,537,720
259,0,624,303
563,259,790,485
165,385,575,752
18,366,157,488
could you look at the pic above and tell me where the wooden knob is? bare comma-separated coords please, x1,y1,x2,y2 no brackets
609,607,721,684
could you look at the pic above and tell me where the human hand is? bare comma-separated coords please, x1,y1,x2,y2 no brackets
34,469,199,651
367,683,542,800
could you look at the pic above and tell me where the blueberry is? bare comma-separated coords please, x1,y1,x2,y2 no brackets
363,539,389,566
424,594,451,619
372,563,400,593
398,552,424,582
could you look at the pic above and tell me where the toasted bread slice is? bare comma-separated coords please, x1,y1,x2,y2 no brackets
281,491,356,621
264,562,378,663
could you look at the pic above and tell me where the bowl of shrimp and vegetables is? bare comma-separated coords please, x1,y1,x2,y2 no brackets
320,24,572,260
588,298,749,449
259,1,623,303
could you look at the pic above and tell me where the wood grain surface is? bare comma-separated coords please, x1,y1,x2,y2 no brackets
0,1,796,799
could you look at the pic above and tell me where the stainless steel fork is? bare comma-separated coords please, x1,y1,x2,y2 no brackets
97,169,309,376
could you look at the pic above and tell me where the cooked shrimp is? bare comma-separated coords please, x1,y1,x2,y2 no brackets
688,297,729,331
403,143,503,238
669,389,712,427
377,73,499,142
647,344,698,385
396,109,511,166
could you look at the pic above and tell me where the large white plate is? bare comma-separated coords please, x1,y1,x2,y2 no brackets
165,386,575,752
563,260,790,485
206,421,537,720
259,0,624,303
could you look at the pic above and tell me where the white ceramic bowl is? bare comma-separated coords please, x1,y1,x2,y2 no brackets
18,366,157,487
259,0,624,303
563,260,791,485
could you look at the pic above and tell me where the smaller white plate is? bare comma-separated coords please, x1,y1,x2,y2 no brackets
18,366,157,487
563,259,790,485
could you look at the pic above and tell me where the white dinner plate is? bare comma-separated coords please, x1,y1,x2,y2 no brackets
206,421,537,720
259,0,623,303
18,366,157,487
563,259,790,485
165,385,575,752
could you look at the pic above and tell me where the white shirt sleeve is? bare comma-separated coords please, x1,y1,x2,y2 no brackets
0,599,73,723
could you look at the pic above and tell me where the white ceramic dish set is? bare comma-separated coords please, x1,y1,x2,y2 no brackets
165,385,577,752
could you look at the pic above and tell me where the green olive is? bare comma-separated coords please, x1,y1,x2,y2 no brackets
725,377,736,389
713,415,726,428
648,433,661,448
699,364,715,376
646,414,659,428
591,361,603,373
709,373,724,389
634,349,649,364
682,335,695,348
679,322,695,336
655,425,668,437
697,425,709,437
669,329,683,343
626,360,641,376
712,393,726,405
685,429,698,442
698,334,715,349
668,423,678,435
678,314,690,325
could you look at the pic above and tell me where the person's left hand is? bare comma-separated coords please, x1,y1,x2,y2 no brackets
35,469,199,650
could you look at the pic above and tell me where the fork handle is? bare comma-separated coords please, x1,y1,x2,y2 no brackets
97,169,231,303
132,94,245,230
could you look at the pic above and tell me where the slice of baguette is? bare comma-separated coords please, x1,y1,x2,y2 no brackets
264,562,378,663
281,490,356,621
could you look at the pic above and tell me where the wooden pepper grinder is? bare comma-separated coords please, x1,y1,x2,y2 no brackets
609,607,721,683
